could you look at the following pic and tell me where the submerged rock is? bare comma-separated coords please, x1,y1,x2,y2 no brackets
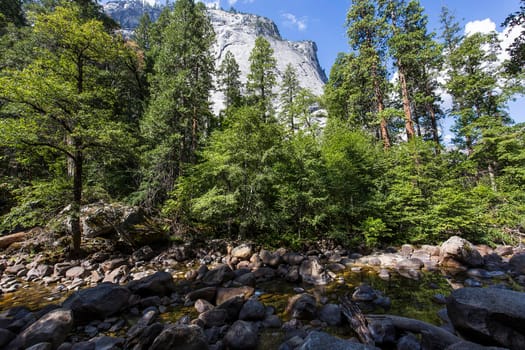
286,294,317,320
298,331,379,350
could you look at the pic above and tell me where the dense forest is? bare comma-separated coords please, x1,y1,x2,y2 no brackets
1,0,524,254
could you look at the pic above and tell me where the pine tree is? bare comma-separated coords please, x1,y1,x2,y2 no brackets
503,0,525,74
346,0,391,148
139,0,215,208
385,0,442,149
247,36,277,117
217,51,242,109
280,64,300,132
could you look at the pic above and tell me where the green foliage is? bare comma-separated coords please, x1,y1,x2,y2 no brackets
218,51,242,110
138,0,215,208
360,217,391,248
247,36,277,114
0,178,69,232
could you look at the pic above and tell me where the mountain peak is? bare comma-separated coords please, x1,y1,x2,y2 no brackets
102,1,327,114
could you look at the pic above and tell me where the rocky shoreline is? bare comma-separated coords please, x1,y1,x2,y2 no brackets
0,230,525,349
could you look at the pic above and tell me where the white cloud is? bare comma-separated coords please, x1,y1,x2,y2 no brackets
198,0,220,9
282,13,308,31
465,18,496,36
228,0,255,6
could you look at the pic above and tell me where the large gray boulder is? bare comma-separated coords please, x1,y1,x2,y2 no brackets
298,331,379,350
440,236,483,267
509,253,525,275
202,264,235,286
127,271,176,297
299,257,331,285
150,324,208,350
447,287,525,349
8,309,73,349
285,294,317,320
62,283,131,323
223,320,258,350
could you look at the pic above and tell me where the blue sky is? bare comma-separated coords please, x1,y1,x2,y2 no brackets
201,0,524,124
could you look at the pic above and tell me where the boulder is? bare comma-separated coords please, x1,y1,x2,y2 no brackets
445,341,508,350
216,296,245,322
65,266,87,279
319,304,342,326
299,257,330,285
239,299,266,321
231,244,253,260
194,299,215,313
282,252,305,265
202,264,234,286
396,258,424,270
223,320,258,350
125,322,164,350
509,253,525,275
62,283,131,323
198,309,227,328
447,287,525,349
80,202,143,238
186,287,217,304
440,236,483,267
150,324,208,350
352,284,378,302
216,286,254,305
259,249,282,267
26,264,52,281
127,271,176,297
0,328,15,348
286,294,317,320
397,333,421,350
298,331,379,350
8,309,73,349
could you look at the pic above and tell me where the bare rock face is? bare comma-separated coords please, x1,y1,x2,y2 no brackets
102,2,327,115
447,287,525,349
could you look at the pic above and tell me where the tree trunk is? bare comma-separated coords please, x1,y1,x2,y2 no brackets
372,65,391,149
398,64,415,140
488,161,497,192
426,101,440,154
71,146,83,254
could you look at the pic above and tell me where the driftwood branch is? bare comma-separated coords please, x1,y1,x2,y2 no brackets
0,231,28,249
366,314,461,349
340,294,375,346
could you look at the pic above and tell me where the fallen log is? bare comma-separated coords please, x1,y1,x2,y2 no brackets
0,231,28,249
340,294,375,346
366,314,461,350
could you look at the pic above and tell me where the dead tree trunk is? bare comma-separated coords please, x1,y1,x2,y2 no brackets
340,295,375,346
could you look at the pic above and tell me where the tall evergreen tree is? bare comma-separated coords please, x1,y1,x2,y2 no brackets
139,0,215,208
503,0,525,75
346,0,391,148
247,36,277,117
217,51,242,110
385,0,442,149
280,63,300,132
